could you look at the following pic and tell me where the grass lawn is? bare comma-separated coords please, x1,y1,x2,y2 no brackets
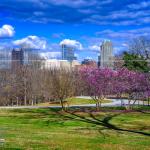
37,97,112,106
67,98,112,105
0,108,150,150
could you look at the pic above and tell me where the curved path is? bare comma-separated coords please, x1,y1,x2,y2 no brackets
0,97,145,109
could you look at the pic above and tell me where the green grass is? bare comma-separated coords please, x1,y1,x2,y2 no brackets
67,97,112,105
0,108,150,150
37,97,112,106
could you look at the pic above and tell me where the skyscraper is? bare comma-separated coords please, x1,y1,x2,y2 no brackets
100,40,114,69
11,48,42,70
0,49,11,69
62,44,76,62
23,48,40,67
11,48,24,69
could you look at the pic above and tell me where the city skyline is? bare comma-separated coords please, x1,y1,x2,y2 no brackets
0,0,150,61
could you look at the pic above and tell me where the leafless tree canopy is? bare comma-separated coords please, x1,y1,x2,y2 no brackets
0,65,80,107
129,36,150,59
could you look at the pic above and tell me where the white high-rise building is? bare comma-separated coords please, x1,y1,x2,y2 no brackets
100,40,114,69
61,44,77,62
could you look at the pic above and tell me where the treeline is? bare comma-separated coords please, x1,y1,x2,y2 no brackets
0,66,80,107
0,65,150,110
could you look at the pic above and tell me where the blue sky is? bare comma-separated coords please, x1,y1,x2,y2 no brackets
0,0,150,61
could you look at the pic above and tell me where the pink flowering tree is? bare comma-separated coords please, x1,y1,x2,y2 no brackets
114,68,150,109
114,68,138,107
136,73,150,106
80,67,150,110
80,67,115,110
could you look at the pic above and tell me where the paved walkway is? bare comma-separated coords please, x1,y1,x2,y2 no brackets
0,97,146,109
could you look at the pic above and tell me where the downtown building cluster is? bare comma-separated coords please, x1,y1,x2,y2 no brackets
0,40,115,70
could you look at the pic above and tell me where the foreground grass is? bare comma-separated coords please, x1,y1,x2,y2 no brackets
37,98,112,106
0,108,150,150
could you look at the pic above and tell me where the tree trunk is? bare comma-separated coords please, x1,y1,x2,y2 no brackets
16,97,19,106
24,78,27,106
96,100,101,111
118,94,123,107
96,102,99,111
31,99,34,106
35,96,37,104
24,95,27,106
121,99,124,107
60,99,65,111
131,99,136,109
127,99,131,110
99,100,102,108
11,99,13,106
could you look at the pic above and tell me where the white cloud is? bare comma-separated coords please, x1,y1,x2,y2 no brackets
96,27,150,39
83,9,150,26
51,33,65,38
74,53,79,58
48,0,97,8
85,56,93,60
122,43,128,47
88,45,100,51
77,9,97,14
13,35,47,49
40,52,61,59
60,39,83,50
0,25,15,38
128,1,150,10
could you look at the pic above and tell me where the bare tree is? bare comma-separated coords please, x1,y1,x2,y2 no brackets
49,68,77,110
0,59,79,107
129,36,150,59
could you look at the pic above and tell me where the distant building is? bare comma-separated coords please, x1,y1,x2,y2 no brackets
82,59,97,67
71,60,81,69
62,44,77,62
97,55,100,67
11,48,24,69
0,49,11,69
11,48,42,70
41,59,80,70
41,59,61,70
113,56,124,70
100,40,114,69
23,48,41,68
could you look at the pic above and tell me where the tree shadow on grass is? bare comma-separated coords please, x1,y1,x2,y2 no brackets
137,110,150,114
53,109,150,137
